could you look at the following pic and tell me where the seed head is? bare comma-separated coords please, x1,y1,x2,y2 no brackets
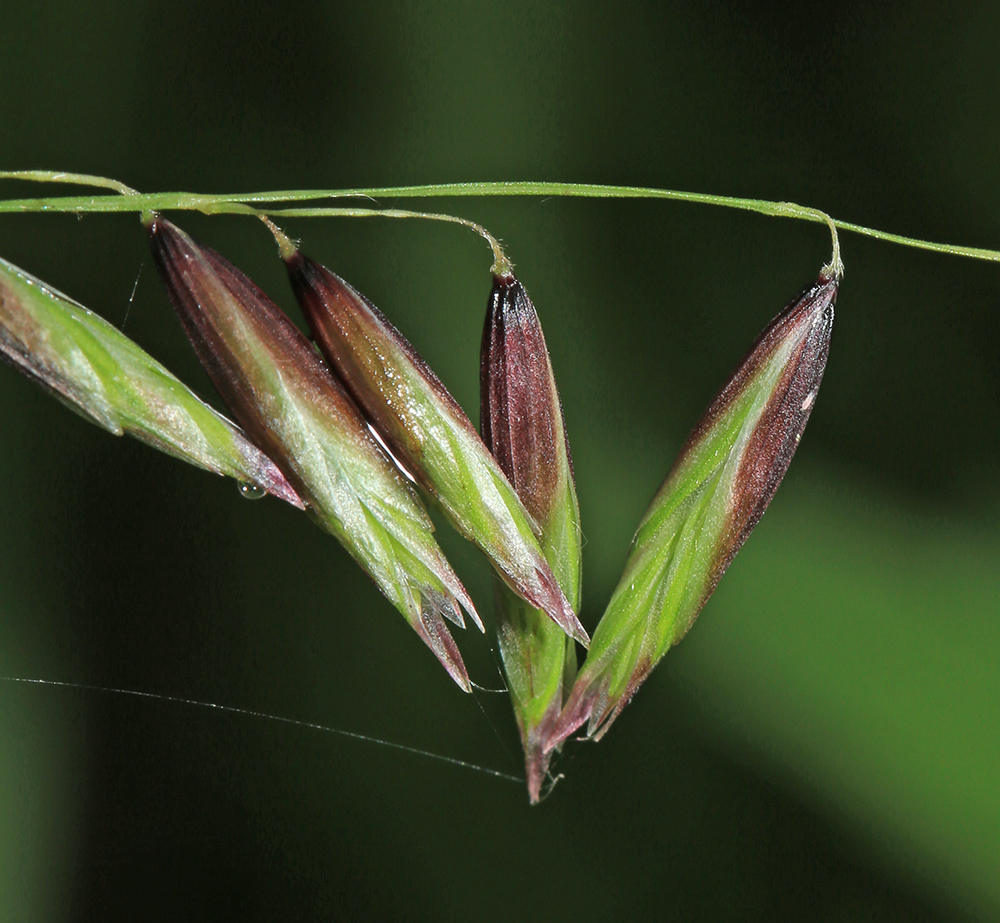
548,272,837,747
0,254,301,506
146,217,479,690
282,245,589,648
481,273,581,802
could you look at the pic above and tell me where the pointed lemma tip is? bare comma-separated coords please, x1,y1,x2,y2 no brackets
466,599,486,634
452,670,473,694
541,687,595,754
564,608,591,649
433,656,472,693
449,653,474,693
451,589,485,635
543,598,589,648
419,614,473,693
531,567,590,647
268,477,307,510
525,748,549,805
540,720,575,756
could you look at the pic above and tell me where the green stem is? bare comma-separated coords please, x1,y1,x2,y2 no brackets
2,172,997,267
0,170,140,196
0,171,512,274
261,206,512,275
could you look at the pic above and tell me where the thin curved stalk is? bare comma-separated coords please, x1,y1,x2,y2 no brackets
1,172,997,267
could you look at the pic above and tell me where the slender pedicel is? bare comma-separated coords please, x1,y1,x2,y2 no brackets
481,272,582,803
145,216,480,690
547,271,837,748
0,255,301,506
279,234,589,648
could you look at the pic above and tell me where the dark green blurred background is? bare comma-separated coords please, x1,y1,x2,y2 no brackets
2,1,998,920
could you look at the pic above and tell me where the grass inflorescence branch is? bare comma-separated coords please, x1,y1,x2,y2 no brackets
3,168,990,799
2,171,998,269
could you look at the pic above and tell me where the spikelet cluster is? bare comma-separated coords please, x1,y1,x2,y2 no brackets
1,208,837,801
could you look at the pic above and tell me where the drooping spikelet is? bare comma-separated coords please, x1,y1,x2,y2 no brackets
481,272,581,803
548,271,837,747
146,216,480,690
0,254,301,506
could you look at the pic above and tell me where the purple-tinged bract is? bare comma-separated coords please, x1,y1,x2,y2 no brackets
283,248,589,648
146,217,480,691
481,273,581,803
548,272,837,748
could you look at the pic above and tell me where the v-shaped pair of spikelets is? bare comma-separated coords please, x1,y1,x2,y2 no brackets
483,261,836,800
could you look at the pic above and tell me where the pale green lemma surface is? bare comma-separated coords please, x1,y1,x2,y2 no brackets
0,254,302,506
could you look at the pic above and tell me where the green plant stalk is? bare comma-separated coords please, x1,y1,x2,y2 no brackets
1,172,997,266
0,255,302,505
